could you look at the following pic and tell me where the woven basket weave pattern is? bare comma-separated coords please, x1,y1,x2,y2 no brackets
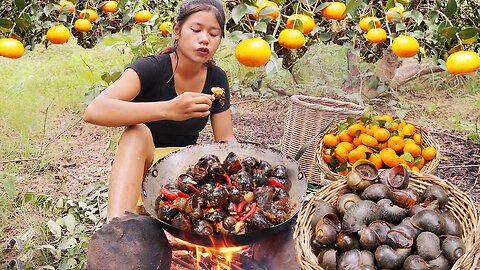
316,122,441,182
281,95,364,185
294,172,480,270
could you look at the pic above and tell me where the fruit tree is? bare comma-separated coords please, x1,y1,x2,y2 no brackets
0,0,479,94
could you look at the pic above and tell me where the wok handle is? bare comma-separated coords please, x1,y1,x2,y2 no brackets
294,118,334,161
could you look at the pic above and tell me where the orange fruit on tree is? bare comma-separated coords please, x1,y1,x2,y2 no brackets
368,153,383,169
348,148,367,164
134,10,152,23
373,128,390,142
47,25,70,44
235,37,271,67
254,0,279,20
321,2,346,20
403,143,421,157
386,7,404,22
392,35,419,58
79,9,98,23
323,134,340,147
74,19,92,32
337,142,355,152
59,0,75,13
159,22,172,36
278,29,305,49
366,28,387,44
359,16,381,32
286,14,315,34
0,38,24,59
361,134,378,147
422,146,436,161
387,136,404,152
445,51,480,75
338,130,353,142
102,1,118,12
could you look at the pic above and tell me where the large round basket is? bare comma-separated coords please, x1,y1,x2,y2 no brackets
294,172,480,270
316,121,441,182
281,95,365,185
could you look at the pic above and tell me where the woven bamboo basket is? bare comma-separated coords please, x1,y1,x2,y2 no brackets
316,121,441,182
294,172,480,270
281,95,365,185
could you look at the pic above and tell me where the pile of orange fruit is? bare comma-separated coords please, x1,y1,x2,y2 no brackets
321,115,437,175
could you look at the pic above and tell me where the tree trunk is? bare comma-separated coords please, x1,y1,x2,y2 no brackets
342,50,378,99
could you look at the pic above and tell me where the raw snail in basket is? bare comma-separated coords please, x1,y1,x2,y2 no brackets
308,165,465,270
346,160,379,191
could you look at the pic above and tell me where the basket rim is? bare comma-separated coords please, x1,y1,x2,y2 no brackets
294,172,480,270
316,120,441,182
289,95,365,114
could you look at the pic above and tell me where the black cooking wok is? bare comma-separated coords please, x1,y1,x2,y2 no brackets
141,141,307,247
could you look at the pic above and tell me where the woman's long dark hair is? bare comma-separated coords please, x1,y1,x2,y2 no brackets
157,0,226,68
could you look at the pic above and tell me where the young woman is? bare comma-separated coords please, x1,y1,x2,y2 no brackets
83,0,235,222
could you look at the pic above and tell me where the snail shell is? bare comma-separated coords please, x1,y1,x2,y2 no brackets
404,255,437,270
411,209,446,235
416,231,442,261
408,199,440,216
375,245,411,269
441,211,462,237
336,231,360,252
368,220,392,243
442,235,465,263
336,193,361,217
337,249,375,270
383,164,410,189
346,160,378,191
311,200,338,229
342,200,382,233
427,254,452,270
315,213,341,245
389,188,420,209
422,184,449,209
385,224,416,249
317,248,337,270
361,183,390,202
377,198,408,224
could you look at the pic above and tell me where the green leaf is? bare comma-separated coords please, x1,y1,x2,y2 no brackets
259,6,276,16
404,152,413,162
445,0,457,18
292,19,304,32
47,220,62,239
314,2,331,13
335,162,347,173
253,21,267,32
459,27,478,40
409,10,423,25
395,23,406,32
330,156,339,167
0,18,14,29
43,3,56,15
386,0,395,10
345,0,362,17
369,76,378,89
439,26,458,40
231,4,248,24
414,156,423,166
63,214,77,233
265,51,281,75
14,0,26,9
15,17,30,30
319,31,331,42
263,34,277,43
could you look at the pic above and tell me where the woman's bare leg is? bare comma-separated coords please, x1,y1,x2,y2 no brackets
107,124,154,222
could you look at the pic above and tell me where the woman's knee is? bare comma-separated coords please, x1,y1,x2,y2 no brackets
118,124,154,151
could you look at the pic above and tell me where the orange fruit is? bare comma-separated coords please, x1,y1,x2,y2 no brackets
403,138,416,145
334,147,349,163
376,115,394,122
359,16,381,32
392,35,419,58
399,154,414,168
366,28,387,44
348,148,367,164
446,51,480,75
413,133,422,144
353,134,365,147
338,130,353,143
254,0,279,20
386,7,404,22
47,25,70,44
323,134,340,147
159,22,172,36
422,146,436,161
102,1,118,12
235,38,271,67
286,14,315,34
361,134,378,147
134,10,152,23
373,128,390,142
397,119,406,131
79,9,98,23
0,38,24,59
323,149,333,164
74,19,92,32
411,166,420,172
381,150,400,168
356,145,372,154
403,143,421,157
402,123,415,136
278,29,305,49
347,123,365,137
59,0,75,13
321,2,346,20
378,141,388,151
415,156,425,169
337,142,355,152
387,136,404,152
368,153,383,169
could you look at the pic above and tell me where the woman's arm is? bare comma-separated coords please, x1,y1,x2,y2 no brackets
210,109,236,142
83,69,214,127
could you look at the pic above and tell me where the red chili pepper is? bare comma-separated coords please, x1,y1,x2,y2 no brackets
189,184,201,193
224,173,232,187
177,191,190,198
240,203,257,222
232,203,239,213
160,187,178,201
237,201,247,213
268,178,286,190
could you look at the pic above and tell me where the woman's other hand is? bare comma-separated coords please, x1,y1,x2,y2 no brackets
166,92,214,121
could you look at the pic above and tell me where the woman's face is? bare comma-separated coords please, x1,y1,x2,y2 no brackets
174,10,222,64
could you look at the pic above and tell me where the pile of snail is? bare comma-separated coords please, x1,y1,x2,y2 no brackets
311,160,465,270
